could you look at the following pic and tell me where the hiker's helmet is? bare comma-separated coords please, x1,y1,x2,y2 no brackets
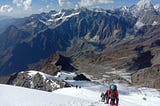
111,84,115,90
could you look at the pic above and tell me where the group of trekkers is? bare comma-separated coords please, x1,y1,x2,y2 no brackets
101,84,119,106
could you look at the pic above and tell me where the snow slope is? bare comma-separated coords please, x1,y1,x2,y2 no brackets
0,84,91,106
0,82,160,106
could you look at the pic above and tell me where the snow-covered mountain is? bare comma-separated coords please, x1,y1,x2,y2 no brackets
0,82,160,106
136,0,154,11
28,9,80,27
154,4,160,12
128,0,160,29
130,0,154,17
6,70,90,92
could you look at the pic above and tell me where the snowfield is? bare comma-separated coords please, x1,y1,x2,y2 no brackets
0,82,160,106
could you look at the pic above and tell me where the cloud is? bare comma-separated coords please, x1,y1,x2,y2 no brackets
0,5,13,13
38,8,44,12
58,0,73,8
13,0,32,10
23,0,32,10
79,0,114,7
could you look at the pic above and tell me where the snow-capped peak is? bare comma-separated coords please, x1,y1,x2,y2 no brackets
93,8,106,13
51,10,62,17
136,0,153,11
129,0,155,17
120,6,129,12
154,4,160,9
154,4,160,12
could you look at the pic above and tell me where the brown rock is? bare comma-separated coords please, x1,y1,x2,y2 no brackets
131,64,160,89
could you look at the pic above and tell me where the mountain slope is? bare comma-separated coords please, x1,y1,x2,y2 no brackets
129,0,160,29
0,8,136,75
0,83,160,106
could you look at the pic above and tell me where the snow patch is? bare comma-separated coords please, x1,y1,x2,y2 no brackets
46,79,60,88
120,6,129,12
154,4,160,9
55,71,77,80
135,21,145,29
39,19,51,26
47,19,54,22
152,21,158,26
55,12,80,22
90,35,99,42
27,70,47,80
26,21,35,26
94,9,106,13
51,11,62,17
154,4,160,12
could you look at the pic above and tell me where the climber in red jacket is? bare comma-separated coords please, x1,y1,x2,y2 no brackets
105,84,119,106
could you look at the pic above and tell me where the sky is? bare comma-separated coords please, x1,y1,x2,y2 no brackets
0,0,160,17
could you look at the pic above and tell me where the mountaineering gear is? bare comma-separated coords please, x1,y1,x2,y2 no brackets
111,84,115,90
108,85,118,98
105,84,119,106
100,92,105,102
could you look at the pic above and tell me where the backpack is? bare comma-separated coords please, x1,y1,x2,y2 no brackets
110,89,116,98
110,84,117,98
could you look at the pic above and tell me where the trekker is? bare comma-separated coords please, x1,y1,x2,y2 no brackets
100,92,105,102
105,84,119,106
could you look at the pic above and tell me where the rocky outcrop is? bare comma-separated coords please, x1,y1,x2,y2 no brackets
33,53,77,75
73,74,90,81
130,51,154,70
151,39,160,47
0,76,10,84
131,64,160,89
7,71,70,92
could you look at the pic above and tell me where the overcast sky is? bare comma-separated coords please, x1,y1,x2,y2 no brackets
0,0,160,17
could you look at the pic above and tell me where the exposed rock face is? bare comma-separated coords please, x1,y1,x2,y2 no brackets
69,25,160,88
151,39,160,47
130,0,160,27
0,76,10,84
7,71,70,92
130,51,154,70
10,72,31,88
33,53,77,75
73,74,90,81
131,65,160,89
55,54,77,72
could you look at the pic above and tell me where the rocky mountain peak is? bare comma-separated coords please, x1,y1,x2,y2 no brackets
130,0,155,17
6,71,70,92
154,4,160,12
136,0,153,10
33,53,77,76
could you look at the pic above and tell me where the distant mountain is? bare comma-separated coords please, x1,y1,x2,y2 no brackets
0,17,16,34
0,8,136,75
130,0,154,17
0,16,11,21
129,0,160,29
